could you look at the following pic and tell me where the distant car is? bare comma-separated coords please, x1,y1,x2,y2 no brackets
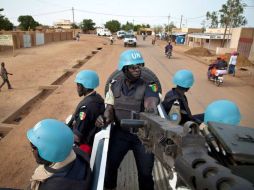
123,34,137,47
97,28,111,36
117,31,126,39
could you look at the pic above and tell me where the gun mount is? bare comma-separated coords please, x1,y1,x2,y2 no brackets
121,113,254,190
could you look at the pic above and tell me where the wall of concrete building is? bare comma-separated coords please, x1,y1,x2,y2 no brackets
237,28,254,60
188,37,229,51
249,42,254,61
172,28,182,33
206,28,230,34
0,31,73,51
187,28,203,33
172,28,203,33
230,28,242,48
203,40,230,50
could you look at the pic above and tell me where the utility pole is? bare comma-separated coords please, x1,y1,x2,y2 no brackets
133,19,135,31
72,7,75,37
180,15,183,29
72,7,75,24
167,14,170,34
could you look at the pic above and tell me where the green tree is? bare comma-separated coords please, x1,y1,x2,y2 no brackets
122,22,134,31
134,24,141,32
164,21,176,33
18,15,40,30
219,0,247,47
153,25,163,34
0,8,14,30
206,0,247,47
206,11,219,28
71,23,79,29
105,20,121,33
80,19,95,32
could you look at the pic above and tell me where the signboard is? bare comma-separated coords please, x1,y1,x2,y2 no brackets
0,35,13,46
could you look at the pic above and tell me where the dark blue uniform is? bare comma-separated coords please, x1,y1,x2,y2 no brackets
36,147,91,190
162,88,204,125
104,78,159,190
69,92,105,149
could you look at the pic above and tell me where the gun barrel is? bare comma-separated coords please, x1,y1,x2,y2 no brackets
120,119,147,130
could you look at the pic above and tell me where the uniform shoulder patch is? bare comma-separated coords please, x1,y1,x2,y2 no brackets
79,112,86,120
149,83,158,92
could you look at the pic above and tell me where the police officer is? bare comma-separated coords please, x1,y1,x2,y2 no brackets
162,69,203,125
67,70,105,154
96,49,159,190
204,99,241,125
200,99,241,157
27,119,91,190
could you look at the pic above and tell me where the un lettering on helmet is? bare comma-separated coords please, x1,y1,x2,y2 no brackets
131,52,141,60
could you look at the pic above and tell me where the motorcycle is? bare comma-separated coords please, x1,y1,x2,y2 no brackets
207,69,227,86
165,49,172,59
109,36,114,45
152,39,155,45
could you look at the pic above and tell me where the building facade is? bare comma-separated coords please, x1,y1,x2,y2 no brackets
186,27,254,61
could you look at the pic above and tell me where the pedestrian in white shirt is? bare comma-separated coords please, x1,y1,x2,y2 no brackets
228,51,238,76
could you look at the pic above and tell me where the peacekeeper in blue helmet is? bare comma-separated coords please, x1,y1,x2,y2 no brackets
204,100,241,125
200,99,241,152
95,49,159,190
27,119,91,190
67,70,105,154
162,69,204,125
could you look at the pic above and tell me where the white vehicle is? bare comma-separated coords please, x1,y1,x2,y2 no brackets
96,28,111,36
116,30,126,39
123,33,137,47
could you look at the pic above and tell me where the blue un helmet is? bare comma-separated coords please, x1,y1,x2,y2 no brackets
204,100,241,125
173,69,194,88
118,49,145,71
27,119,74,162
75,70,99,89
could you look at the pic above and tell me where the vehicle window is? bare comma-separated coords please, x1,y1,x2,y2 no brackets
125,35,135,38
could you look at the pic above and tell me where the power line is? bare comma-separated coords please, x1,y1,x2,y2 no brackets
9,9,71,20
75,9,168,18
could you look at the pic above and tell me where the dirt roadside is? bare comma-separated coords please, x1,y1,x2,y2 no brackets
0,35,114,188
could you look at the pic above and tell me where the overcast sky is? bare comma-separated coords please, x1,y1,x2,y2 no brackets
1,0,254,28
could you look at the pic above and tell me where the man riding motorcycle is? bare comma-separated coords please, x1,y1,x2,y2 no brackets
208,57,228,79
165,42,173,57
109,35,114,45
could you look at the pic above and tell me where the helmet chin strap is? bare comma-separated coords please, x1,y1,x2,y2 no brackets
35,152,52,165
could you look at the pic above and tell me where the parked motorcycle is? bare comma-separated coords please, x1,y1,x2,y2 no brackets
207,69,227,86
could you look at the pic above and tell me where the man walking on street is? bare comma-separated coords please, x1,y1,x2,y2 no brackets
0,62,13,91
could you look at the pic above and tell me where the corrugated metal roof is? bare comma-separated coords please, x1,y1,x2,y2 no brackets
118,151,171,190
